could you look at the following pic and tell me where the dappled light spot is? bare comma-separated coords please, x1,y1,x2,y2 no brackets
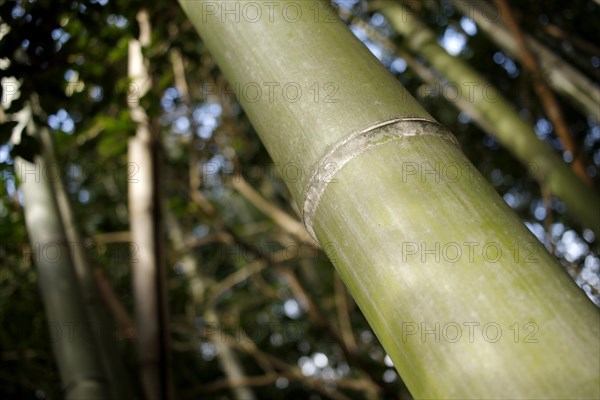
383,369,398,383
534,118,553,139
275,377,289,389
332,0,361,10
360,329,374,344
384,354,394,367
48,109,75,134
173,116,190,135
390,57,407,74
284,298,302,319
312,352,328,368
460,16,477,36
77,189,90,204
106,14,128,29
439,26,466,56
299,356,317,376
349,24,367,41
199,342,217,361
0,145,10,164
493,51,519,77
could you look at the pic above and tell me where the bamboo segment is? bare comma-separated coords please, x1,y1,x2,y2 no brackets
179,1,600,398
180,0,431,206
313,125,599,398
15,110,109,399
39,127,133,400
128,10,172,399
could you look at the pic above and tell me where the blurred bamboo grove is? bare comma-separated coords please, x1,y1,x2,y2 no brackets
1,0,599,399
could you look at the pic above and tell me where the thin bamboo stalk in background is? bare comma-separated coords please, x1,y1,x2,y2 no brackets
14,106,110,399
128,10,172,400
449,0,600,120
380,2,600,237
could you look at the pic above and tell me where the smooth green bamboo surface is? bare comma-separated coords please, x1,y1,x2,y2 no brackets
16,124,109,399
314,123,599,397
179,1,600,398
180,0,430,206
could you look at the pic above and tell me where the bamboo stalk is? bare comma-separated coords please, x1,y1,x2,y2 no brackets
494,0,590,185
128,10,172,400
38,127,133,400
450,0,600,120
14,106,110,399
178,1,600,398
380,2,600,237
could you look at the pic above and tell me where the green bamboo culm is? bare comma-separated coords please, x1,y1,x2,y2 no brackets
178,1,600,398
38,127,133,400
379,2,600,238
14,108,110,400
